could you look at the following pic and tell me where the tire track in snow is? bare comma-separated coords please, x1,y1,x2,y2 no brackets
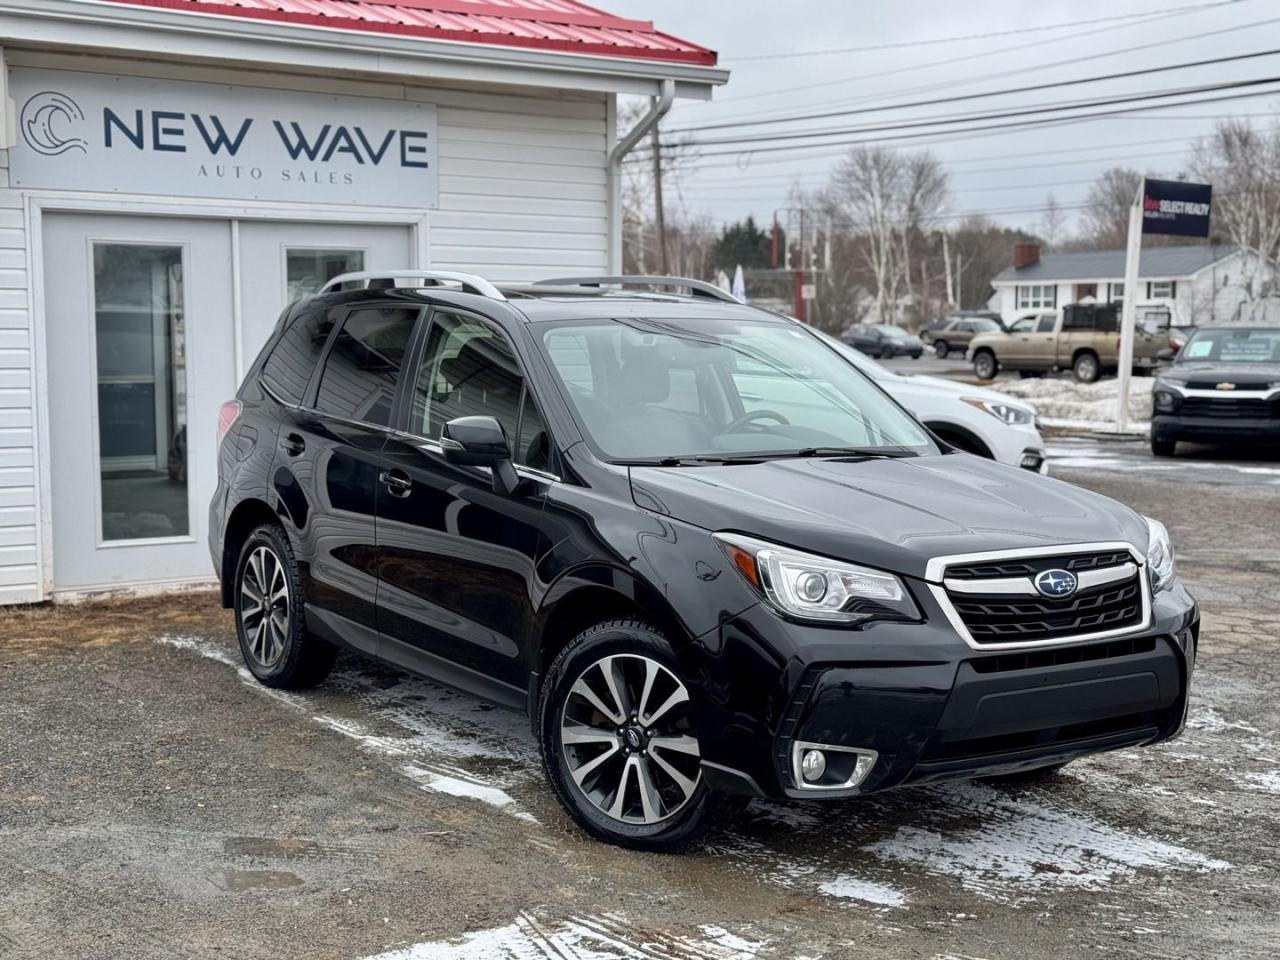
157,635,539,823
359,911,769,960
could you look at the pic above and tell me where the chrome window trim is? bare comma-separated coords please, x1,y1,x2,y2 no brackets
398,434,562,484
926,542,1151,652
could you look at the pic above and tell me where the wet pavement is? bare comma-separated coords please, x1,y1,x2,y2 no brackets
1,457,1278,959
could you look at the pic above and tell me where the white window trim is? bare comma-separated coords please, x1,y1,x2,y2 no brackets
1016,284,1056,309
26,190,431,600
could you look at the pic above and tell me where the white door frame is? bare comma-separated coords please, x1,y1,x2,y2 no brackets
25,190,431,599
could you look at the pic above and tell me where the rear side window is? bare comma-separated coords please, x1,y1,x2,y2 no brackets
1036,316,1056,333
314,306,419,427
261,306,338,404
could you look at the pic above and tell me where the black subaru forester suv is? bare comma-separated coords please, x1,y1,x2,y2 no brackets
210,272,1198,851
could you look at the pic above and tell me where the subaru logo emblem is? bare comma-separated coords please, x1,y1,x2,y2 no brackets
1035,569,1078,598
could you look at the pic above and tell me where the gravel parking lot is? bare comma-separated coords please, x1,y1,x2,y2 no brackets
2,444,1278,960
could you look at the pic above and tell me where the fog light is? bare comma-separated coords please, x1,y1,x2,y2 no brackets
801,749,827,782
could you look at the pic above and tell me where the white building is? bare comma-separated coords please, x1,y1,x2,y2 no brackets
989,243,1262,329
0,0,726,604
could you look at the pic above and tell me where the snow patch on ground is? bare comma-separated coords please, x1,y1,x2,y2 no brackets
863,783,1228,901
1185,706,1260,735
999,375,1154,434
1244,771,1280,793
155,635,538,823
361,912,768,960
817,875,908,907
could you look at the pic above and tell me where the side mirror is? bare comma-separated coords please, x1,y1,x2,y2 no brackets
441,415,520,496
1156,347,1176,361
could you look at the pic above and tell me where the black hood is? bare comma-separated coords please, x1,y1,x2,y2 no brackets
1161,361,1280,387
629,453,1148,581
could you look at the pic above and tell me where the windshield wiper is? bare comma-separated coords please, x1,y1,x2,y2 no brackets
762,446,919,460
617,455,765,467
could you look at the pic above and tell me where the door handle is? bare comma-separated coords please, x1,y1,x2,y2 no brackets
280,432,306,457
380,469,413,497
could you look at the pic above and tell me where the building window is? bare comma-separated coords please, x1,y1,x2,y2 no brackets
92,243,188,542
1016,284,1056,309
1147,280,1177,299
1108,282,1125,302
286,249,365,302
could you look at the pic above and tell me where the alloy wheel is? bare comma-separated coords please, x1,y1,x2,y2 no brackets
240,545,289,669
560,654,701,825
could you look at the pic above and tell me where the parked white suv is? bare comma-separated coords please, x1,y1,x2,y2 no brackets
824,333,1048,472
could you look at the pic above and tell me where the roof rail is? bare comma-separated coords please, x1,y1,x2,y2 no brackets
535,275,741,304
320,270,506,301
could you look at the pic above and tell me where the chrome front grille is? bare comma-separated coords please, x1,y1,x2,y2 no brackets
926,543,1151,651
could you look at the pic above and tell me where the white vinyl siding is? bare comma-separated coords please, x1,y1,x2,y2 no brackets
0,147,40,604
0,54,613,603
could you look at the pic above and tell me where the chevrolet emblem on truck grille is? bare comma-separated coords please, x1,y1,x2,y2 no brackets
1216,382,1237,390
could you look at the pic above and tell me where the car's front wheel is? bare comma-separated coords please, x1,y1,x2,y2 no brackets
972,350,998,380
538,619,728,851
234,524,337,689
934,340,949,359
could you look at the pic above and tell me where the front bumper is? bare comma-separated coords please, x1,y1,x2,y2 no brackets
1153,412,1280,443
695,578,1198,800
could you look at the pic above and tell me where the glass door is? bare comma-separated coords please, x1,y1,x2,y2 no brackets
43,213,235,593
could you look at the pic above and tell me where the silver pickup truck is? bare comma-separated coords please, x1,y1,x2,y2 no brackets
969,303,1160,383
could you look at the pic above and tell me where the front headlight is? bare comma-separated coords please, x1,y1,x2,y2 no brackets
961,396,1034,426
715,533,920,625
1145,516,1176,592
1153,379,1180,412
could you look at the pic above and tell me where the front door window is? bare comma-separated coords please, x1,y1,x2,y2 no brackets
93,243,188,541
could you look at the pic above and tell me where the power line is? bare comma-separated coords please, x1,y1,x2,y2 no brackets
674,2,1246,113
650,75,1280,152
722,2,1232,62
664,46,1280,138
637,85,1280,162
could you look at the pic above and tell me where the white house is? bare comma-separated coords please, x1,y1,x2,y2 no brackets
0,0,727,604
989,243,1262,329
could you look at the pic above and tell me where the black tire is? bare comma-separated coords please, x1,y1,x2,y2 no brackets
972,350,998,380
538,619,730,852
234,523,337,689
1151,437,1176,457
1073,351,1101,383
983,761,1070,784
934,341,950,359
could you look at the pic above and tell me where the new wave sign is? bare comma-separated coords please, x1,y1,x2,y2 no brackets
1142,178,1212,238
10,68,438,209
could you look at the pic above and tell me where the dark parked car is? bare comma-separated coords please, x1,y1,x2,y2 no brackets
1151,325,1280,456
211,271,1197,851
921,312,1004,359
841,323,924,359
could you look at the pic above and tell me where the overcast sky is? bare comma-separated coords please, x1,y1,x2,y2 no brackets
605,0,1274,237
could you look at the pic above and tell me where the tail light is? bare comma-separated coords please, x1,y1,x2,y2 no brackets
217,400,242,445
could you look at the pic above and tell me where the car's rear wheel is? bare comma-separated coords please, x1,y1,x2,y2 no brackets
234,524,336,689
934,340,950,359
538,619,728,851
972,350,998,380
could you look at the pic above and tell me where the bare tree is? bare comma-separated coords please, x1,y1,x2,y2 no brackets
823,145,948,324
1080,167,1143,249
1038,193,1067,250
1192,119,1280,298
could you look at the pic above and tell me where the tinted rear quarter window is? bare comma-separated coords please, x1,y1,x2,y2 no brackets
314,306,419,426
261,306,339,404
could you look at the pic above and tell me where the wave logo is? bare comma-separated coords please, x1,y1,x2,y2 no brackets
20,91,89,156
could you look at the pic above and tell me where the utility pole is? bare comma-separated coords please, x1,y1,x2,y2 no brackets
651,123,669,274
1116,180,1144,434
942,231,956,307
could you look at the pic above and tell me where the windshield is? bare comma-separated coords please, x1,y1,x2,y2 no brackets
539,317,936,462
1178,328,1280,364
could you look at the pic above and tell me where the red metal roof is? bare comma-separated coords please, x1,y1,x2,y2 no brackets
98,0,718,65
